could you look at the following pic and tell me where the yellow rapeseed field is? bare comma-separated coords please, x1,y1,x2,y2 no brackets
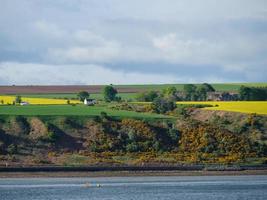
0,96,81,105
176,101,267,115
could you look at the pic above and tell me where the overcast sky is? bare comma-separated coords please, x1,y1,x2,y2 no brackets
0,0,267,85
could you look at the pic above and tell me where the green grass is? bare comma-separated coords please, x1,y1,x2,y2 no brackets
0,105,171,120
8,93,138,101
116,83,267,91
3,83,267,100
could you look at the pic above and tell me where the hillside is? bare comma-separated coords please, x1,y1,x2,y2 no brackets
0,111,266,167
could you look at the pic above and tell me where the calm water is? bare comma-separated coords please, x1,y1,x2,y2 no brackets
0,175,267,200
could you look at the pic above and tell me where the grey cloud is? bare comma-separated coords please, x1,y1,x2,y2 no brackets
0,63,178,85
0,0,266,84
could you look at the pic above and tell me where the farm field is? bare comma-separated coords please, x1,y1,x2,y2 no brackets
7,93,138,101
0,96,80,105
1,83,267,95
176,101,267,115
115,82,267,91
0,105,171,120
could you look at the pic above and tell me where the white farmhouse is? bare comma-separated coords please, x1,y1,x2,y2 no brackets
84,98,96,106
20,102,29,106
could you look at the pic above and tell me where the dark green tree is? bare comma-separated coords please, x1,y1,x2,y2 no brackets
202,83,215,92
152,97,176,114
162,86,180,100
136,91,158,102
239,86,267,101
103,85,118,102
183,84,197,101
77,91,89,101
163,86,177,96
15,95,22,104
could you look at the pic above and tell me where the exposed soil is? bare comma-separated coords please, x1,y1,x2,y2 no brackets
0,85,145,94
189,109,247,122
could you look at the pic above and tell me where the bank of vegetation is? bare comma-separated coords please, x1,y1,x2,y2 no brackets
0,84,267,167
0,111,266,167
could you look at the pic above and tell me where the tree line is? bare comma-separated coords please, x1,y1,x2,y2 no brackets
239,86,267,101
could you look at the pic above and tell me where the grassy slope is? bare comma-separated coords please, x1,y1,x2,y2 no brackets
0,105,171,120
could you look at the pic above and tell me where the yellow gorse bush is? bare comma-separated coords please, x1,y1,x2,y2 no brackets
0,96,81,105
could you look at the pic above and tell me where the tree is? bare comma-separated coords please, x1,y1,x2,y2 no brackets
77,91,89,101
136,91,158,102
239,86,267,101
197,85,208,101
162,86,179,100
184,83,215,101
152,97,176,114
163,86,177,96
202,83,215,92
103,85,118,102
183,84,197,101
15,95,22,104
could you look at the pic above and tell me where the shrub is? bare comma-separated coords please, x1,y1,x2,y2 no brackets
152,97,176,114
168,128,180,142
136,91,159,102
47,131,58,143
126,142,139,152
7,144,17,154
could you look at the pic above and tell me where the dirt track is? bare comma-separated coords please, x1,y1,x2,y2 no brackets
0,85,145,94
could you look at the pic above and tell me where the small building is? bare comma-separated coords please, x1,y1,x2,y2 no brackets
20,102,29,106
84,98,96,106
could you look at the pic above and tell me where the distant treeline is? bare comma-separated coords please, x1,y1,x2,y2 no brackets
136,84,267,102
239,86,267,101
136,83,216,102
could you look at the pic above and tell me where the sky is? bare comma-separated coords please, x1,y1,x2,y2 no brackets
0,0,267,85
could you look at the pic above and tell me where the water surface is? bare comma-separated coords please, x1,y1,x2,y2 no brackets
0,175,267,200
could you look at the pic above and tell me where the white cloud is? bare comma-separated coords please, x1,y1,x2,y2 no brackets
0,0,266,83
33,21,123,63
152,33,210,63
152,32,267,69
48,42,121,63
34,20,67,38
0,62,178,85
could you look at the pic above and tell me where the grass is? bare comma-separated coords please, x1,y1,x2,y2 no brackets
176,101,267,115
0,105,172,120
1,83,266,103
115,83,267,91
5,93,138,101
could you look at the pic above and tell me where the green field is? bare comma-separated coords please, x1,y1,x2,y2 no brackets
116,83,267,91
0,105,171,120
8,93,138,101
3,83,267,101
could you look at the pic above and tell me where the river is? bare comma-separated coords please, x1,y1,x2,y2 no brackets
0,175,267,200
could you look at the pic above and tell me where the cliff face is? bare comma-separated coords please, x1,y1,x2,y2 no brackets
0,114,266,166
